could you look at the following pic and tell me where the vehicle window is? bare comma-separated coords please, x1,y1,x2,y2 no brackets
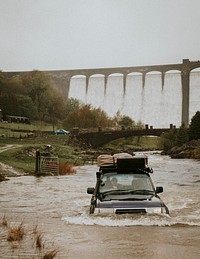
99,173,154,193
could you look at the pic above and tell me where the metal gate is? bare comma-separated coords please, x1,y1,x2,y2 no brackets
40,156,59,175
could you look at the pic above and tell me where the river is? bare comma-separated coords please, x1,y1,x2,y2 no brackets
0,153,200,258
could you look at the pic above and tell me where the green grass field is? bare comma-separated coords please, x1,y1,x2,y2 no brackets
103,135,161,152
0,121,162,174
0,133,96,174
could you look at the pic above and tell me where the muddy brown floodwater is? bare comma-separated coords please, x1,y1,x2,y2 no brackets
0,152,200,258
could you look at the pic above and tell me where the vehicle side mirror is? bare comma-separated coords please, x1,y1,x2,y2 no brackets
87,187,94,194
156,186,163,194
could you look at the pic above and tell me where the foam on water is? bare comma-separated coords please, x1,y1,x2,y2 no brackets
62,211,200,227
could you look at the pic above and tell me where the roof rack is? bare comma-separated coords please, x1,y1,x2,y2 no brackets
98,154,153,174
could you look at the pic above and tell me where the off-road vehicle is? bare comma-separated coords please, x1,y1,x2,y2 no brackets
87,153,169,214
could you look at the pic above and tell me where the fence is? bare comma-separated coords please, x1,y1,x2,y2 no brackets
35,151,59,175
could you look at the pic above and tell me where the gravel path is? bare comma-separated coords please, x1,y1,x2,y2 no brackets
0,144,25,177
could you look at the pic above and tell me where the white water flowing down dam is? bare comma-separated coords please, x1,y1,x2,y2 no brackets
69,71,200,128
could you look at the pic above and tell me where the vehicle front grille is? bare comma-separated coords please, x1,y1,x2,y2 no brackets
115,209,146,214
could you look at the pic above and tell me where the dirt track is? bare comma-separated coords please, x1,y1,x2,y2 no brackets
0,144,24,178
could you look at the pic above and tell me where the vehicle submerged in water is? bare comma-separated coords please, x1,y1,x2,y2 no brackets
87,153,169,215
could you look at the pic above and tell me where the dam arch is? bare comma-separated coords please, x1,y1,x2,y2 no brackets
4,59,200,126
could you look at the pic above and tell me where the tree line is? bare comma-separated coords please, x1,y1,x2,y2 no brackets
0,70,137,129
160,111,200,152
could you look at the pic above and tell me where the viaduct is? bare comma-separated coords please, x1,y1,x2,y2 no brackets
4,59,200,126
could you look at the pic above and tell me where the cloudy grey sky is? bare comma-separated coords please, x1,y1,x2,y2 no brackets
0,0,200,71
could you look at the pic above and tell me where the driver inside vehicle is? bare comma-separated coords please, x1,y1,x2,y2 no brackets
132,178,145,190
102,176,119,190
111,177,118,189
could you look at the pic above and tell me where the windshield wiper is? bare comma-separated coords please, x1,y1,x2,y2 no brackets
100,189,127,196
99,189,155,201
127,190,155,195
100,189,154,196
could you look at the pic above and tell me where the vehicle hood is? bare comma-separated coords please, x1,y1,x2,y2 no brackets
97,196,163,209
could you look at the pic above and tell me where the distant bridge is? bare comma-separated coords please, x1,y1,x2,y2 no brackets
4,59,200,126
74,128,171,148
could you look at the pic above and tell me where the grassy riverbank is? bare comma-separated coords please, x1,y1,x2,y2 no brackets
0,135,96,175
104,135,161,152
0,132,161,176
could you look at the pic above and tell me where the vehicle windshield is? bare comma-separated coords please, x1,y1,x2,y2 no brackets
99,173,154,195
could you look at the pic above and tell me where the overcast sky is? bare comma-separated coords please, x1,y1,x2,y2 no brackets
0,0,200,71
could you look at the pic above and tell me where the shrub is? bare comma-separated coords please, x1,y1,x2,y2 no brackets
43,249,58,259
189,111,200,140
191,146,200,159
1,214,8,227
59,163,76,175
35,232,43,249
7,224,24,241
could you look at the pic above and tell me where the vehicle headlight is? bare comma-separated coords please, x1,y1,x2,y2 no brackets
94,208,115,214
146,207,163,214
